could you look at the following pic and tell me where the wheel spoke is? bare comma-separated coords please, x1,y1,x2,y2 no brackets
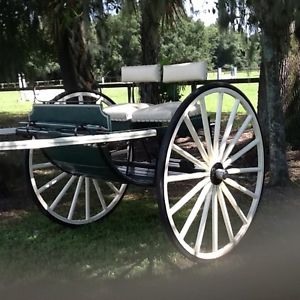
199,97,213,158
85,177,90,220
93,179,107,210
68,176,84,220
223,138,259,168
170,177,210,215
106,182,119,194
167,172,209,183
172,144,208,170
50,175,76,210
111,149,129,158
194,187,212,254
213,92,223,158
224,178,257,199
38,172,68,193
222,115,253,162
32,162,53,171
218,99,240,160
184,115,209,164
217,187,234,243
179,183,212,239
212,186,218,252
227,167,261,175
221,183,248,224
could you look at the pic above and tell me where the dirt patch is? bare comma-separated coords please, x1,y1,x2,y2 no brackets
287,150,300,183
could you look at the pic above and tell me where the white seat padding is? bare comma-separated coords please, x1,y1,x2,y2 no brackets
163,62,207,83
121,64,161,83
103,103,152,121
132,102,201,122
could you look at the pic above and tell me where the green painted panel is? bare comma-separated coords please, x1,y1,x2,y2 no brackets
44,145,124,181
30,104,111,130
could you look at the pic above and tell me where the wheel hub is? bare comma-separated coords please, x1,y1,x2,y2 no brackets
210,162,227,185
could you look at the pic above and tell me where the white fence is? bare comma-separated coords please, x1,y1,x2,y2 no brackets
19,89,64,102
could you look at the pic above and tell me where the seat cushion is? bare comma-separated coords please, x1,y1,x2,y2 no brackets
131,102,180,122
103,103,152,121
121,64,161,83
163,62,207,83
132,101,201,122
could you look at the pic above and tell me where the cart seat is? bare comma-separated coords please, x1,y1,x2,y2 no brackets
103,103,152,121
103,62,207,123
131,102,181,122
102,64,160,122
132,101,201,122
103,101,201,123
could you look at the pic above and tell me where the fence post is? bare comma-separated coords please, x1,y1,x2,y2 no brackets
217,68,222,80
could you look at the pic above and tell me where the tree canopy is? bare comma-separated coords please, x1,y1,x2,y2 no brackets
0,1,260,83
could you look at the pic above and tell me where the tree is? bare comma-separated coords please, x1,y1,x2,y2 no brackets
218,0,297,185
212,30,260,70
42,1,96,92
0,0,52,82
130,0,186,104
283,34,300,148
95,11,142,80
160,18,212,66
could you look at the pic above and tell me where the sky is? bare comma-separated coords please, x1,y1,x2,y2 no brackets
186,0,218,26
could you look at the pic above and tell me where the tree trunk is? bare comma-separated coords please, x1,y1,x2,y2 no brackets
58,21,95,93
261,31,289,185
140,0,161,104
257,58,269,156
283,38,300,149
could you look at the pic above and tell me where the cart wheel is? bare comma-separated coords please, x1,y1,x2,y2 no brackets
49,90,115,106
157,83,264,260
25,148,128,226
25,91,127,226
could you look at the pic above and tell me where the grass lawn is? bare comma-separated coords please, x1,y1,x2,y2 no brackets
0,91,32,127
0,186,185,283
0,91,32,114
0,81,259,116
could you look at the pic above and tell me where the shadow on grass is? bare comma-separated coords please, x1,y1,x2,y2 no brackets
0,186,194,285
0,112,28,128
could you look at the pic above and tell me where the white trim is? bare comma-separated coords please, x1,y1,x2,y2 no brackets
0,129,157,151
0,128,17,135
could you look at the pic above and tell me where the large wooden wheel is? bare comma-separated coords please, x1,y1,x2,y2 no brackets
157,83,264,260
25,148,128,226
25,91,128,226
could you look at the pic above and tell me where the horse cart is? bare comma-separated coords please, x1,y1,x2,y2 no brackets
0,62,264,260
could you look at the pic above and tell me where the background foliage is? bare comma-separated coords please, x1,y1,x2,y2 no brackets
0,4,260,83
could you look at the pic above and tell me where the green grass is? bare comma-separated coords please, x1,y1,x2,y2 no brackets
101,87,132,104
102,82,259,109
0,91,32,127
0,186,187,284
0,92,32,114
0,80,259,116
180,82,258,112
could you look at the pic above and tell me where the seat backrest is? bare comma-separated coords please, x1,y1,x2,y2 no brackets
121,64,161,83
162,62,207,83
